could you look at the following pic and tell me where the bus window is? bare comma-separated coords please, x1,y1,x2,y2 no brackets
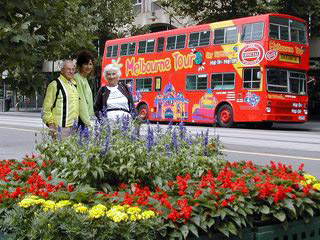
189,30,211,48
119,79,134,92
269,16,307,44
176,35,186,49
211,73,235,90
214,26,238,44
186,74,208,90
112,45,118,57
106,46,112,57
155,77,162,91
267,68,306,95
157,37,165,52
241,22,264,41
136,77,152,92
120,43,128,56
243,68,261,89
128,42,136,55
106,45,119,58
138,40,155,54
138,41,147,54
166,34,186,50
146,39,155,53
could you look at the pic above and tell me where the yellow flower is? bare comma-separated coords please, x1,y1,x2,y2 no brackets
313,183,320,191
141,210,156,219
42,200,56,212
301,174,317,186
56,200,72,209
88,204,107,219
126,206,142,215
73,203,88,213
18,198,37,208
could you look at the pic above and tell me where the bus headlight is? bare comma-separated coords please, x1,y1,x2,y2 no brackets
266,107,271,113
304,109,308,115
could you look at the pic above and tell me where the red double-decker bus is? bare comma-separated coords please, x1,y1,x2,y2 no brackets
101,13,309,128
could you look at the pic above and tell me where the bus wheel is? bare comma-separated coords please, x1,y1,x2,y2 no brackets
217,104,234,128
138,104,148,122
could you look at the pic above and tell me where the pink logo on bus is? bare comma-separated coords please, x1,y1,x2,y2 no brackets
239,43,265,66
265,50,278,61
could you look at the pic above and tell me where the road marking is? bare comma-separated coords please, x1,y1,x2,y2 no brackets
0,126,40,133
222,149,320,161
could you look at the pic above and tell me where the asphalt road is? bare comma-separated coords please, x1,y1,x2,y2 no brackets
0,111,319,178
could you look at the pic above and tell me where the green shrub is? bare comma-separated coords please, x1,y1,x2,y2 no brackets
36,118,224,191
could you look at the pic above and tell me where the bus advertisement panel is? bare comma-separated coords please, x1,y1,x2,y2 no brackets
101,13,309,128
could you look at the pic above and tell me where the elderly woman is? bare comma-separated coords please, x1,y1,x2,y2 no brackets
94,63,137,121
75,50,95,128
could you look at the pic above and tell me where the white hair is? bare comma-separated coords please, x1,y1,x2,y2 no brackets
103,63,121,79
60,60,75,71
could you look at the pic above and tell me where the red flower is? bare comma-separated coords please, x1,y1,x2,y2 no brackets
221,200,228,207
67,184,73,192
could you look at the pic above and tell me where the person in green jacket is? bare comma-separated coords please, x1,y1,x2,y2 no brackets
42,60,80,138
74,50,95,128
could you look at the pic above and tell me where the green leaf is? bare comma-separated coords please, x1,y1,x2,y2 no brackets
260,205,270,214
73,170,79,178
227,222,238,236
206,218,215,228
283,200,296,218
188,224,199,238
179,225,189,239
91,170,98,180
217,224,230,237
305,207,314,217
191,216,201,226
95,166,104,179
273,211,286,222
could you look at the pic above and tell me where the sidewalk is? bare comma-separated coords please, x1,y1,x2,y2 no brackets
0,108,41,117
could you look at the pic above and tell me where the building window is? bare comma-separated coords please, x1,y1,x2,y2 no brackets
136,77,152,92
211,73,235,90
166,34,186,50
133,0,142,13
186,74,208,90
106,45,119,58
243,68,261,89
241,22,264,41
189,30,211,48
214,26,238,44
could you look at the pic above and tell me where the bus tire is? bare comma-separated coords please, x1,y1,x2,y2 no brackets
217,104,234,128
137,104,148,122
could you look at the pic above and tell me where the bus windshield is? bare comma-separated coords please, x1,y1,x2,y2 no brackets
266,68,307,95
269,16,307,44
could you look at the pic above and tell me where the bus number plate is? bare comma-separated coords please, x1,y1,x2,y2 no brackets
279,54,300,64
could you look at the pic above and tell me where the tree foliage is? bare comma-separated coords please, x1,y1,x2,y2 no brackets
159,0,274,24
0,0,136,95
160,0,320,37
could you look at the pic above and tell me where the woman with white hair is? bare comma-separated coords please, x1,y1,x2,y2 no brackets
94,63,137,121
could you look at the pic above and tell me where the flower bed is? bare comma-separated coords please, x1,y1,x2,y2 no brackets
0,120,320,239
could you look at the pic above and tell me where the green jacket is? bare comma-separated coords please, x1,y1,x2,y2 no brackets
74,73,94,126
42,75,79,128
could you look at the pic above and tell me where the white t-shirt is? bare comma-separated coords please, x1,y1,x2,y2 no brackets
106,86,131,121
